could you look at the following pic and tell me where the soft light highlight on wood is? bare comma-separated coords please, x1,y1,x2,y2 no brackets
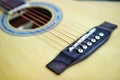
0,0,120,80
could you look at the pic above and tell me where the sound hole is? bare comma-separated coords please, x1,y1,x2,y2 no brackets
9,7,52,30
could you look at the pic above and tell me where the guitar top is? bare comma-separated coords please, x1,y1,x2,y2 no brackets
0,0,120,80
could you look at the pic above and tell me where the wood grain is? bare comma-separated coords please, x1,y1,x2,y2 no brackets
0,0,120,80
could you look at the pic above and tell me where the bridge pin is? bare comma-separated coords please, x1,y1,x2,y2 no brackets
87,42,92,46
82,45,88,49
78,48,84,53
91,38,96,43
99,32,104,37
95,35,100,40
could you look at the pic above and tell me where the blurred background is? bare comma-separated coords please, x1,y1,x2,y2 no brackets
77,0,120,1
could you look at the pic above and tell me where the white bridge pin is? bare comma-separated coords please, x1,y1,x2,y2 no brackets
91,38,96,43
95,35,100,40
87,42,92,46
82,45,88,49
78,48,84,53
99,32,104,37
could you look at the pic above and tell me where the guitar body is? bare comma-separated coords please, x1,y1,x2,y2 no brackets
0,0,120,80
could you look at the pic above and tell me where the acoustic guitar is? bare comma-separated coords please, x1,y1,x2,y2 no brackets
0,0,120,80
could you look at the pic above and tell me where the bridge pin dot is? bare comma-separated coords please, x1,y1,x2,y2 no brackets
91,38,96,43
99,32,104,37
87,42,92,46
83,45,88,49
78,48,83,53
95,36,100,40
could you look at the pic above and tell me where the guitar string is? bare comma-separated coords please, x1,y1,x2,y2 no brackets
21,9,90,45
27,8,92,41
1,2,92,50
0,4,73,51
61,19,92,41
63,17,97,38
0,1,90,33
1,1,74,45
3,1,93,51
0,0,88,40
29,8,89,34
64,17,89,32
6,0,20,7
1,1,90,49
0,0,65,50
22,10,73,44
38,0,88,31
0,2,75,43
26,8,93,43
24,9,79,41
17,12,73,46
2,1,72,43
24,10,89,50
27,8,81,38
0,0,23,10
2,0,90,34
23,4,91,34
0,1,11,10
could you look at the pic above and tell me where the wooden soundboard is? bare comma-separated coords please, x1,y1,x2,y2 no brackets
0,0,120,80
